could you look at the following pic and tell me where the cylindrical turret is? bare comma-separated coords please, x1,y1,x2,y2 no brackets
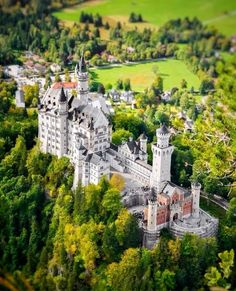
139,133,148,153
191,182,201,219
147,189,157,231
156,123,171,148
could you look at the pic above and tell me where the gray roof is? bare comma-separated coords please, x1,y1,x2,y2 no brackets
136,159,152,171
138,132,148,140
59,87,67,102
40,87,65,109
157,123,170,135
126,140,140,154
78,55,87,73
162,181,191,198
148,188,156,202
191,181,201,188
85,152,106,165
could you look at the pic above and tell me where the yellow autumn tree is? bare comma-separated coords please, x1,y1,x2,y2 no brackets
110,173,125,192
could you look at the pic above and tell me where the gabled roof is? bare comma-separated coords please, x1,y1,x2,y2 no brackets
121,140,141,154
162,181,191,198
85,152,106,165
93,110,108,128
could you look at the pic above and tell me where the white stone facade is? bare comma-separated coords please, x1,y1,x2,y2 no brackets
38,56,112,187
38,59,218,248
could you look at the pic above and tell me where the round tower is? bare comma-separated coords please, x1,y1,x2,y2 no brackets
151,124,174,193
58,87,68,157
147,189,157,232
156,123,171,148
139,132,148,153
191,182,201,219
75,54,89,103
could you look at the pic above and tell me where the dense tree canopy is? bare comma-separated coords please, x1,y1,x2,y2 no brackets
0,5,235,290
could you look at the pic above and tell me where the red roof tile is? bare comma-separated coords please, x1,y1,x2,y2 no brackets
52,82,77,89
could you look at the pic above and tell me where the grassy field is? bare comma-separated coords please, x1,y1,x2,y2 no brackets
91,59,200,92
53,0,236,36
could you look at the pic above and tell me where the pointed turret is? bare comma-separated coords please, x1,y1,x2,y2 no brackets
75,52,89,103
156,123,169,135
78,55,87,73
59,87,67,103
139,132,148,153
58,87,67,114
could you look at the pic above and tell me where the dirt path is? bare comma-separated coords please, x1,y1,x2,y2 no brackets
203,9,236,25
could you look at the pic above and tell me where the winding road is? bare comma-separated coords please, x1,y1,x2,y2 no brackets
201,191,229,211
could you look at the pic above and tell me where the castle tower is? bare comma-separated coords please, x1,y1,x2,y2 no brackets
73,139,85,190
139,133,148,153
191,182,201,219
58,87,68,157
151,124,174,193
75,54,89,103
147,188,157,231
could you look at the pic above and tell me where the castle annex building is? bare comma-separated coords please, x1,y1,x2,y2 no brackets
38,57,218,248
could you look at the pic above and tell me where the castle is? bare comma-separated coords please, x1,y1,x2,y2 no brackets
38,57,218,248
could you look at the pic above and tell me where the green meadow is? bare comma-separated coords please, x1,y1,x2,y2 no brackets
53,0,236,35
91,59,201,92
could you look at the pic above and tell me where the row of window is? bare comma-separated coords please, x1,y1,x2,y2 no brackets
95,138,107,144
94,145,106,151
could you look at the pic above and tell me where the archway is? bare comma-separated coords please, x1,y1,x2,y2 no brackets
173,213,178,221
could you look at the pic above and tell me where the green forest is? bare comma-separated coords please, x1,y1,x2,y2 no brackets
0,0,235,290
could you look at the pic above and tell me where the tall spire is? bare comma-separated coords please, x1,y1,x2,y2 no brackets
59,87,67,103
76,48,87,74
75,49,89,103
78,54,87,73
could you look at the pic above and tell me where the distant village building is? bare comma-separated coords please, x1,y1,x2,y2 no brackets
107,55,118,63
50,63,62,73
108,89,120,102
177,111,194,132
126,46,135,53
5,65,24,78
161,91,172,102
108,89,134,103
120,90,134,103
38,57,218,248
230,35,236,53
184,119,194,132
15,90,25,108
34,63,46,75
